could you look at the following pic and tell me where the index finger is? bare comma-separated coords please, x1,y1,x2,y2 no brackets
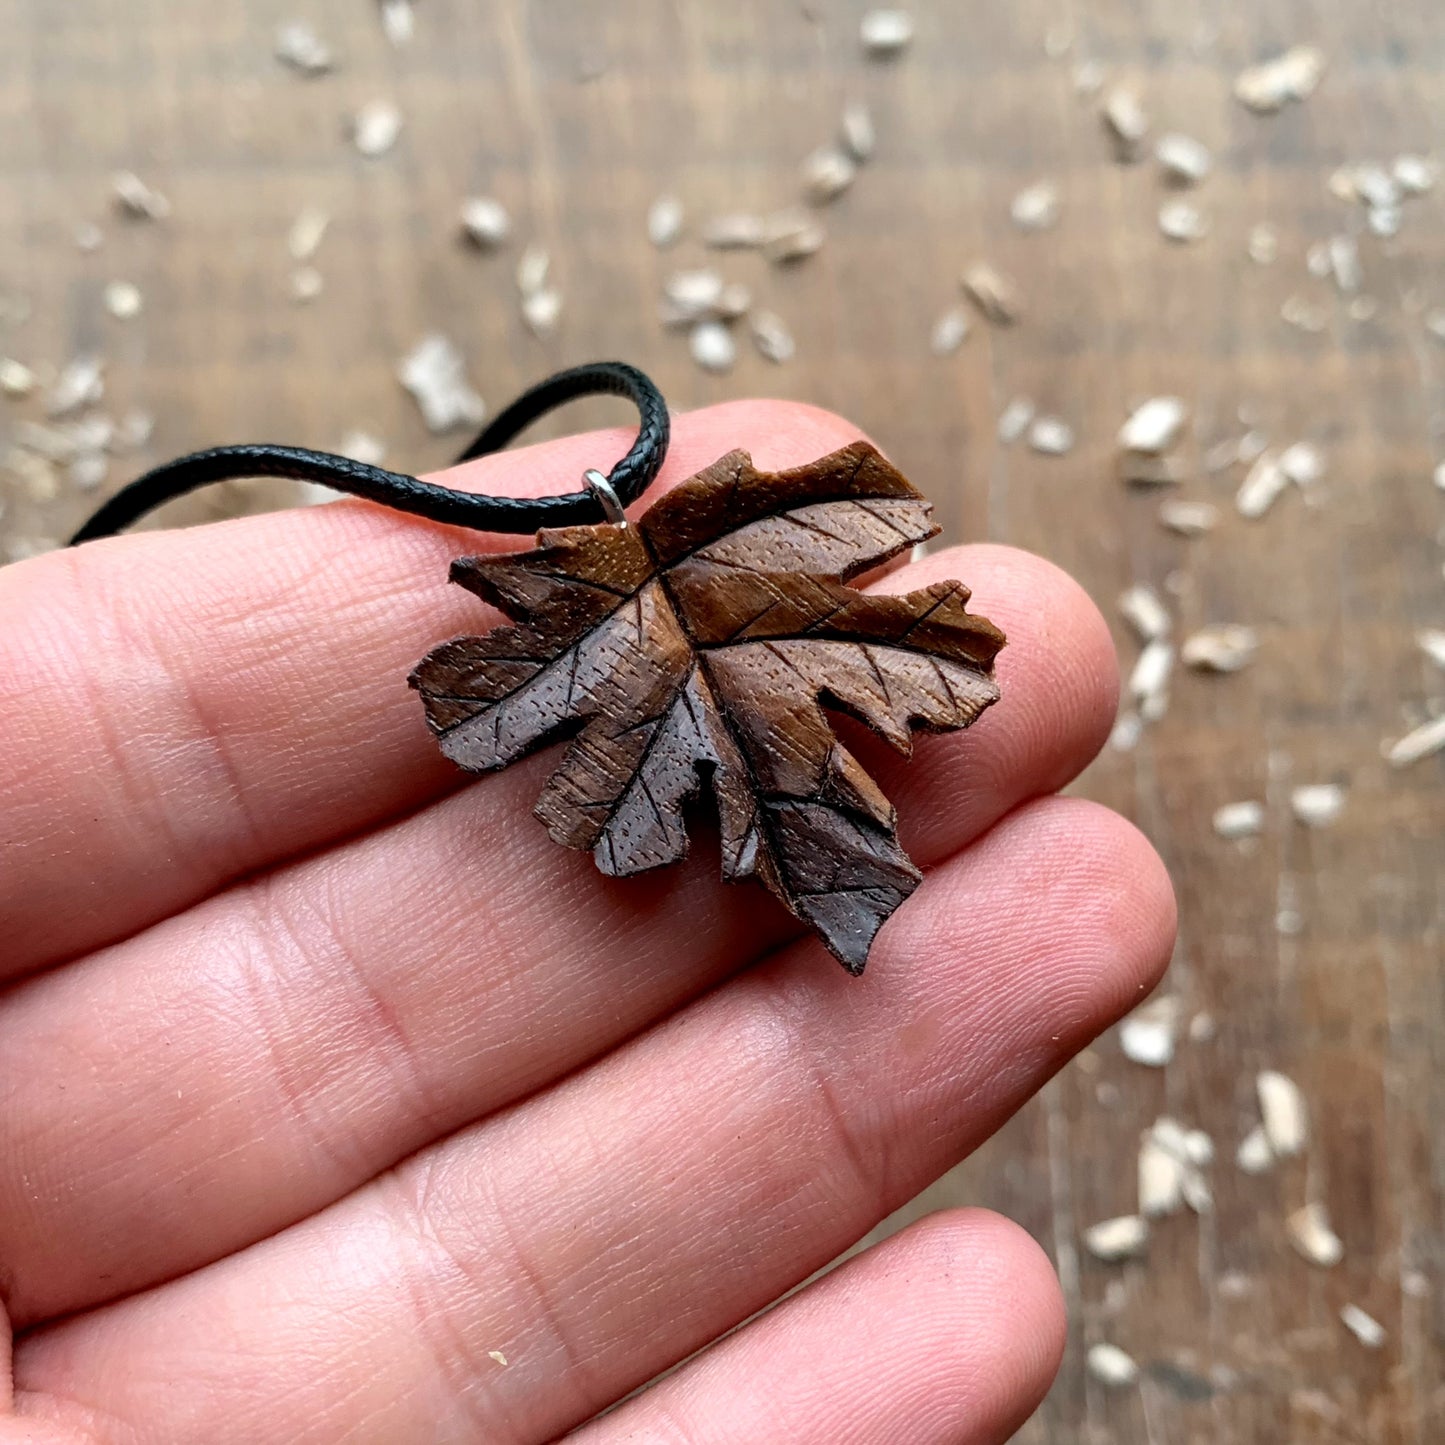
0,401,865,977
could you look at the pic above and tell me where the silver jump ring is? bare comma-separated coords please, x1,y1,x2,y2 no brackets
583,468,628,527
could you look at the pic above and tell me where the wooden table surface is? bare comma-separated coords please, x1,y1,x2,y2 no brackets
2,2,1442,1439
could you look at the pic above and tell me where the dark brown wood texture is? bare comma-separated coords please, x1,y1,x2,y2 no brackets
2,2,1443,1438
411,442,1003,972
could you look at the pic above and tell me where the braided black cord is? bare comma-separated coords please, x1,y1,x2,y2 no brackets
68,361,670,546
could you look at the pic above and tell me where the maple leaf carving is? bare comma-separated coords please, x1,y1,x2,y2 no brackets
411,442,1006,973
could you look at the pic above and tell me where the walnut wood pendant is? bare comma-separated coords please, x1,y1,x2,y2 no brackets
411,442,1006,974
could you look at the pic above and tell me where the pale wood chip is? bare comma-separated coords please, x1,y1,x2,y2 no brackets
68,452,109,492
1236,452,1290,518
1119,994,1179,1067
397,334,485,433
1327,235,1361,293
521,288,562,337
1291,783,1345,827
0,358,37,397
1102,86,1149,161
1087,1343,1140,1387
46,356,104,417
1339,1304,1386,1348
1235,47,1326,113
1156,132,1212,185
1416,629,1445,668
1248,223,1279,264
1110,711,1143,752
662,268,724,325
1257,1070,1308,1155
763,212,826,264
962,262,1023,325
516,243,551,295
1129,640,1175,716
487,1349,508,1367
1028,416,1074,455
1119,584,1171,642
290,267,323,303
1010,181,1060,231
1073,60,1106,97
336,430,385,467
1120,396,1187,454
353,101,402,157
1159,200,1209,242
1236,1124,1273,1174
1182,625,1259,672
1139,1134,1187,1216
75,221,104,252
646,195,684,248
112,171,171,220
716,282,752,321
289,206,331,261
929,306,971,356
1084,1215,1149,1261
1159,498,1219,535
750,310,795,364
702,213,767,249
1213,801,1265,839
859,8,914,56
1287,1202,1343,1267
997,397,1035,443
1279,440,1326,486
690,320,736,374
380,0,414,45
841,102,876,161
103,281,142,319
1384,714,1445,767
275,20,334,74
802,147,858,204
460,197,511,249
111,408,155,454
1393,154,1437,195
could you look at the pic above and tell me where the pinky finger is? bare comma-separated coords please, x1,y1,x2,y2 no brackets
571,1210,1065,1445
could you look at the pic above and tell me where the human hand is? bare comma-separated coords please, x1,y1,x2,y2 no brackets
0,402,1174,1444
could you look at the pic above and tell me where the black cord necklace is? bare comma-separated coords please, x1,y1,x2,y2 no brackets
69,360,670,544
67,359,1008,975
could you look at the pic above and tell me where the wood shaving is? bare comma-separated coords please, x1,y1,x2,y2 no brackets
1287,1202,1343,1267
1119,994,1179,1067
5,448,58,502
1436,460,1445,489
112,171,171,220
1130,640,1175,719
111,408,154,454
487,1349,508,1367
0,358,36,397
1327,235,1361,293
1258,1070,1308,1156
1119,584,1171,642
1393,154,1437,195
336,431,385,467
646,195,684,248
1236,1124,1273,1174
521,288,562,337
997,397,1035,443
1120,396,1187,454
46,356,104,417
702,213,767,249
1291,783,1345,827
1087,1343,1140,1387
716,282,752,321
1278,441,1325,488
290,267,323,303
460,197,511,250
662,268,725,324
1416,629,1445,668
1028,416,1075,455
1213,801,1265,839
1248,223,1280,265
859,9,914,56
353,101,402,158
802,147,858,204
68,452,109,492
962,263,1022,325
1182,625,1259,673
1159,499,1219,535
750,310,795,364
380,0,414,45
929,306,971,356
289,206,331,261
1010,181,1060,232
103,281,142,319
1368,205,1401,238
1235,47,1326,114
1339,1304,1386,1349
689,319,736,374
1236,453,1290,518
397,334,485,433
1156,133,1212,185
1102,87,1149,162
516,244,551,295
275,20,334,75
763,213,827,264
1110,712,1143,752
1384,714,1445,767
841,102,876,162
1084,1215,1149,1261
1159,200,1209,243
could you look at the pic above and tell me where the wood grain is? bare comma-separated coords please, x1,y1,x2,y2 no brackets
2,1,1442,1438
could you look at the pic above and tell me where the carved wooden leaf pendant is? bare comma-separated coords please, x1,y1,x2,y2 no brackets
410,442,1006,973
